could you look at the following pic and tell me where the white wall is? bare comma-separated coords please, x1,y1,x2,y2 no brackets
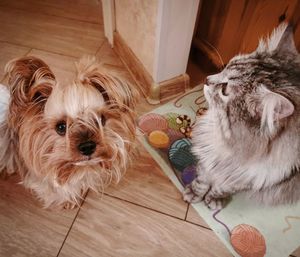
153,0,200,83
102,0,200,84
102,0,115,45
114,0,158,76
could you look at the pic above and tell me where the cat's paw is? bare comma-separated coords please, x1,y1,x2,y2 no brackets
204,195,224,210
203,192,230,210
183,179,210,203
183,186,203,203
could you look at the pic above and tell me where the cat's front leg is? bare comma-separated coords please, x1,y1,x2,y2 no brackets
203,188,231,210
183,175,210,203
183,177,235,209
203,181,249,209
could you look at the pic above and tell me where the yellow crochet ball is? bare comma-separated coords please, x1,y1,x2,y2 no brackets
148,130,170,149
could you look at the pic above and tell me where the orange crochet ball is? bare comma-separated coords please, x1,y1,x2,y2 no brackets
231,224,266,257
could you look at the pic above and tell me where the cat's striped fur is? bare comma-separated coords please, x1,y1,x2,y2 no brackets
183,23,300,209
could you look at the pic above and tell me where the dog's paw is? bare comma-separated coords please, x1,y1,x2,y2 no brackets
63,202,78,210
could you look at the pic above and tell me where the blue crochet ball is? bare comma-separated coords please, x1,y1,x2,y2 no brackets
168,138,196,172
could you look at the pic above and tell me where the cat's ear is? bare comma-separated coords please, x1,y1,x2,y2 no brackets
257,86,294,137
256,23,298,55
276,24,298,55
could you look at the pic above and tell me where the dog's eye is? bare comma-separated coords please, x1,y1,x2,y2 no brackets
55,121,67,136
101,115,106,126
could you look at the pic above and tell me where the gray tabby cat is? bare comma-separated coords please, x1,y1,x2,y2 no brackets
183,23,300,209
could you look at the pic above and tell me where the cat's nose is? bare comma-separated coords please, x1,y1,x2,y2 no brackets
78,141,96,156
205,76,213,86
204,77,208,85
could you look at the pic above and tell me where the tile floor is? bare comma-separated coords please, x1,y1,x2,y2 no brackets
0,1,298,257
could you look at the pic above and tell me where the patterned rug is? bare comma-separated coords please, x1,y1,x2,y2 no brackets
137,85,300,257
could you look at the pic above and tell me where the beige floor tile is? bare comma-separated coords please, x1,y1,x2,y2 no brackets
28,49,78,84
0,0,103,24
96,46,187,219
0,174,77,257
58,193,232,257
96,41,143,95
135,94,159,115
186,204,210,228
0,42,30,81
96,41,156,114
0,6,104,57
96,41,123,67
29,46,129,86
0,2,234,256
105,143,188,219
96,47,187,218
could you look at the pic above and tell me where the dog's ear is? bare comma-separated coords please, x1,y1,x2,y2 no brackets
76,56,139,109
5,56,55,107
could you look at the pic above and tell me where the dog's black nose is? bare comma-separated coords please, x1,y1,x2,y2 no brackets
78,141,96,156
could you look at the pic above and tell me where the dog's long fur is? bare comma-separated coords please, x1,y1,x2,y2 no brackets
0,56,138,208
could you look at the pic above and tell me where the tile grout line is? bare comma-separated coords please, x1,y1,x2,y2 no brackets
24,48,33,57
0,40,31,50
26,46,79,59
0,40,104,59
184,203,190,221
184,220,212,231
105,193,212,230
183,204,211,230
105,193,187,222
95,40,106,56
0,4,104,25
55,190,89,257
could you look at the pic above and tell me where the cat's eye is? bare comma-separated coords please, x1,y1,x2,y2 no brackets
55,121,67,136
220,82,229,96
